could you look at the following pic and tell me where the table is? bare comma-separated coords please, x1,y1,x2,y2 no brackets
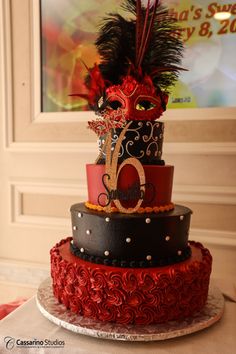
0,281,235,354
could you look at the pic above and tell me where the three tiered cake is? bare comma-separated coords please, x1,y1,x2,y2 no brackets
50,0,212,325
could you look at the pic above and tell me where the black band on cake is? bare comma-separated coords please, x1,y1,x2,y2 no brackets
70,241,192,268
71,203,192,267
97,121,165,165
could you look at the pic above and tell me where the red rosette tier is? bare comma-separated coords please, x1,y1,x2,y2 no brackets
51,238,212,325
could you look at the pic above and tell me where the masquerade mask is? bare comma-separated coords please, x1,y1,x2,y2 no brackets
105,75,168,121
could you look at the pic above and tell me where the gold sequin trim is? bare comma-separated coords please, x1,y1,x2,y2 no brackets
85,201,174,214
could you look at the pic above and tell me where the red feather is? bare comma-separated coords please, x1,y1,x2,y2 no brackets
135,0,143,67
69,64,107,106
138,0,159,67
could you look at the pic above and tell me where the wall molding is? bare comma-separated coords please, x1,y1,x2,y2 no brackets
0,258,49,287
164,142,236,155
173,184,236,205
191,228,236,248
6,141,236,155
10,179,236,228
10,180,87,228
6,142,98,153
0,0,14,149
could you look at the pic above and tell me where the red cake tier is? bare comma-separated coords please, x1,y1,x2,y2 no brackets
51,238,212,325
86,164,174,209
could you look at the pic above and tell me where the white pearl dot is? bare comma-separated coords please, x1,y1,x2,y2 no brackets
178,250,182,256
146,255,152,261
126,237,132,243
165,236,170,241
78,212,83,218
105,217,110,223
104,250,110,256
73,226,77,231
80,248,84,253
86,230,91,235
145,218,151,224
180,215,184,221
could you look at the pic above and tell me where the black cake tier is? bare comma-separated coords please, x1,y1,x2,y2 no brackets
97,120,165,165
70,203,192,268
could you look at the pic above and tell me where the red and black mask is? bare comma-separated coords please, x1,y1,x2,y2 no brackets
104,75,168,121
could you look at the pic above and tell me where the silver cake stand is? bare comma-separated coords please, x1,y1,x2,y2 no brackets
36,278,224,341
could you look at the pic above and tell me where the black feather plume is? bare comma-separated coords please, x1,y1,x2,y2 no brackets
95,14,136,85
94,0,184,92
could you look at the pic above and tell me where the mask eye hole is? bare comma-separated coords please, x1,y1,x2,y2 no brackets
108,100,123,110
136,100,156,111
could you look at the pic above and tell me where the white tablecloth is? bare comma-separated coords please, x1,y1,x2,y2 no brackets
0,283,235,354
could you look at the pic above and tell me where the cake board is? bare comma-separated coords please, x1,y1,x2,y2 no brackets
36,278,224,342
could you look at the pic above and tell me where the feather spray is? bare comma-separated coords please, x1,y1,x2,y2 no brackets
95,0,184,92
73,0,185,111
